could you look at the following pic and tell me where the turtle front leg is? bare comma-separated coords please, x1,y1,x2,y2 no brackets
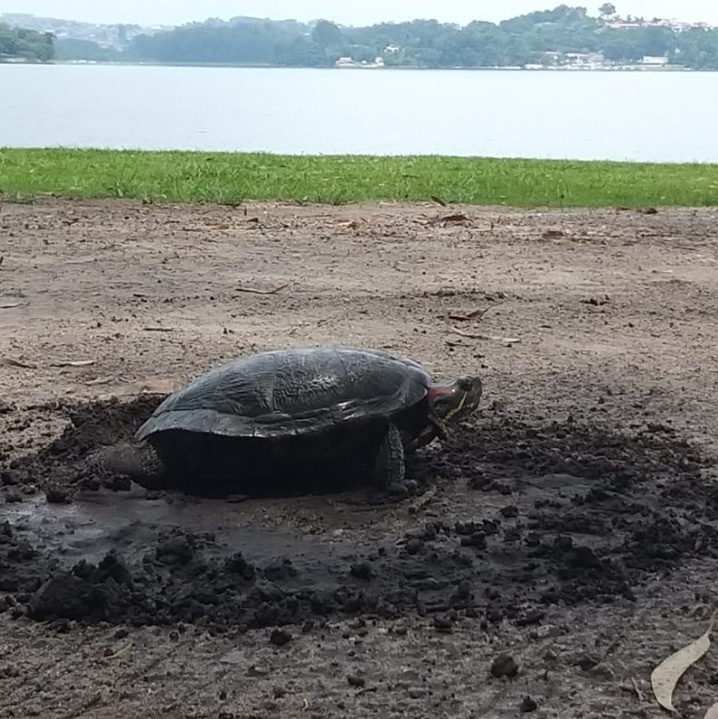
375,423,410,496
407,415,450,453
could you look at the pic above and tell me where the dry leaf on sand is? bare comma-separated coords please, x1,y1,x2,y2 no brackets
651,608,718,712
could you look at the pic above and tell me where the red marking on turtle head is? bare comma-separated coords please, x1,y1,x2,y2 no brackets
427,385,455,401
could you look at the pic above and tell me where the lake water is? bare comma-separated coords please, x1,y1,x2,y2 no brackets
2,63,718,162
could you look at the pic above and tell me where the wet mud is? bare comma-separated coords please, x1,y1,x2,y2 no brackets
1,396,714,635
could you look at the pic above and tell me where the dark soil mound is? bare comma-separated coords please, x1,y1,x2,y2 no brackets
1,398,716,633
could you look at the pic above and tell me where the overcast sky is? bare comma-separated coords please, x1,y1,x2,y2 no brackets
1,1,717,27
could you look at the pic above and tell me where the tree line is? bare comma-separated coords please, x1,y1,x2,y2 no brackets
121,6,718,69
0,23,54,62
11,4,718,70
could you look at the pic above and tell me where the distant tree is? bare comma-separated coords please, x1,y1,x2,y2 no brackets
673,27,718,69
599,3,617,18
601,29,643,60
311,20,341,47
0,23,55,62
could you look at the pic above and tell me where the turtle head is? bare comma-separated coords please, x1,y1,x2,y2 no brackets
429,375,483,424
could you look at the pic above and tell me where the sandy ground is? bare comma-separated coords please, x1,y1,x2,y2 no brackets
1,198,718,719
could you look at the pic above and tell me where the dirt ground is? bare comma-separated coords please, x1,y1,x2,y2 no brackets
1,198,718,719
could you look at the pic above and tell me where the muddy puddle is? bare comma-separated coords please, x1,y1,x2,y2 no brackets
1,396,716,634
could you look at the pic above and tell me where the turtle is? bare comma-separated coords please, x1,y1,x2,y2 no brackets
86,347,483,496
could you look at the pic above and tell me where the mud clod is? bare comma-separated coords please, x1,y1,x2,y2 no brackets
350,562,374,580
433,616,454,633
44,486,70,504
491,654,519,679
520,696,538,713
269,629,292,646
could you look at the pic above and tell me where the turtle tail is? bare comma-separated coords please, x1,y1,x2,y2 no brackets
83,441,168,489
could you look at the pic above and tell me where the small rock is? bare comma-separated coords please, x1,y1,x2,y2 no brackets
587,662,615,680
453,580,472,600
156,535,194,565
520,696,538,713
433,616,454,633
491,654,519,679
269,629,292,647
529,624,562,641
460,532,487,549
350,562,374,580
405,538,424,555
575,654,600,672
494,481,513,496
347,674,365,688
45,486,69,504
1,470,18,486
408,687,428,699
500,504,519,518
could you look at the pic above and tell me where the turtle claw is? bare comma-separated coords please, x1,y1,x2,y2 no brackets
433,418,450,443
384,479,421,503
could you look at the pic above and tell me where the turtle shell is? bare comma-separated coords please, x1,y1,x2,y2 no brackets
136,347,434,443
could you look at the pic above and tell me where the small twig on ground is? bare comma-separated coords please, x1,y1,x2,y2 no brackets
106,642,134,660
427,212,470,226
631,677,645,703
448,303,502,322
1,357,37,369
85,376,114,386
50,359,96,368
0,302,22,309
235,282,290,295
430,195,447,207
142,326,174,333
447,325,520,344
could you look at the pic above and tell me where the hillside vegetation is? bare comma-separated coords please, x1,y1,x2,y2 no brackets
69,4,718,69
0,23,54,61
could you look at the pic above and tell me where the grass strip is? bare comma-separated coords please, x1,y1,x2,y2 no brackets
1,148,717,206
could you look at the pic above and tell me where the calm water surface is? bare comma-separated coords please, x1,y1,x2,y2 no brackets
2,63,717,162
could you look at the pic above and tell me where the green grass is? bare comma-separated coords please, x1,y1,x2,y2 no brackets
2,148,718,207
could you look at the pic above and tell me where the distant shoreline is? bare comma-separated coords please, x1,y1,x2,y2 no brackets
0,59,701,72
